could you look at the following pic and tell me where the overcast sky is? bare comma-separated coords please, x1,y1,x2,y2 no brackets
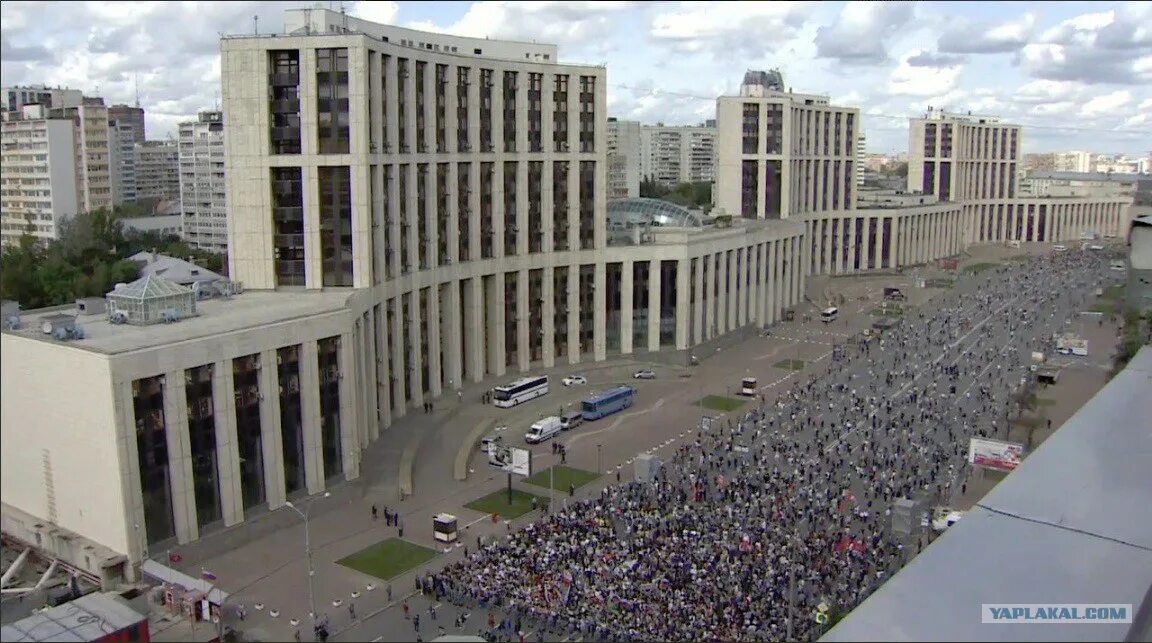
2,0,1149,155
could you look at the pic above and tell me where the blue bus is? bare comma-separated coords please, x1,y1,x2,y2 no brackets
581,386,635,420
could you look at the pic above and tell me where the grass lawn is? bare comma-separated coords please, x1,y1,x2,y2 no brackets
771,359,806,372
696,394,747,411
1089,301,1116,314
338,538,439,580
1101,285,1124,301
465,488,550,520
964,262,999,274
524,465,601,491
870,305,905,317
925,278,954,289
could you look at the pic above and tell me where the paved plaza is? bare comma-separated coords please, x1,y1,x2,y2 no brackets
150,242,1127,643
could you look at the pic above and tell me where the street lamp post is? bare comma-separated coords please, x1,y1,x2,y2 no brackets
597,444,602,475
284,492,331,633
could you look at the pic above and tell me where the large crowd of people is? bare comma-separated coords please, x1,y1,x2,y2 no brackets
432,250,1119,642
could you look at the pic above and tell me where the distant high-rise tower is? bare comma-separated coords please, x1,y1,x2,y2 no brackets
178,111,227,251
108,104,145,144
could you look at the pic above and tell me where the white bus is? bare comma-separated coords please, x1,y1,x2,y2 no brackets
740,377,758,396
492,375,549,408
820,307,839,323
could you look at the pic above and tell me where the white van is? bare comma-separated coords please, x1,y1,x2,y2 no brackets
1053,244,1067,252
525,416,563,444
820,307,839,323
560,410,584,431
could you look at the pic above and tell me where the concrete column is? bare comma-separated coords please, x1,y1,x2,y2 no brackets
648,259,662,352
735,248,746,327
427,286,443,396
443,280,463,389
703,254,714,340
692,256,704,345
799,233,808,303
213,361,246,524
766,240,777,323
728,250,739,328
567,266,580,364
390,297,407,412
542,268,556,368
464,279,484,382
594,262,607,361
162,371,197,543
675,258,690,350
408,290,425,406
258,349,286,509
338,333,359,480
792,236,802,308
374,304,392,429
517,270,530,372
718,251,729,333
848,217,858,272
621,261,634,354
488,274,507,377
753,243,764,325
300,342,326,492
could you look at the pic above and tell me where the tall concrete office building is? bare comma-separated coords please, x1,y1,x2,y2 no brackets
0,105,79,246
178,111,227,251
0,12,1131,589
716,70,859,220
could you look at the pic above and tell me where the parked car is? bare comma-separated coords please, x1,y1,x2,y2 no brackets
562,375,587,386
633,369,656,379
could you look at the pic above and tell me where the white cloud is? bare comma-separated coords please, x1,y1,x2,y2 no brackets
406,1,636,49
648,1,817,59
887,52,962,96
938,13,1036,54
1080,89,1132,117
350,1,399,26
813,0,916,64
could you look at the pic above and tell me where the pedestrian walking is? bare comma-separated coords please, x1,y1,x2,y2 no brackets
414,613,421,630
399,521,404,538
386,583,392,602
348,603,356,620
371,504,377,520
402,600,410,619
294,630,301,643
568,483,575,497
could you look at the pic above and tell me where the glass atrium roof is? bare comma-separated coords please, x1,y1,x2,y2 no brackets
607,198,703,228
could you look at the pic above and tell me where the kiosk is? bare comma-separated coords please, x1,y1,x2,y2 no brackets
433,513,458,543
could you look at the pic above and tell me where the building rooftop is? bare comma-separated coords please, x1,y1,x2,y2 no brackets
0,592,146,642
1028,171,1151,183
608,198,704,228
3,289,353,355
821,346,1152,642
129,252,224,286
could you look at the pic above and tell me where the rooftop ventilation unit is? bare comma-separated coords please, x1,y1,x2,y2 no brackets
76,297,106,316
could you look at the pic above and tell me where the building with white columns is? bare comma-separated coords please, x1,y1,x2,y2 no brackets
0,10,808,585
0,15,1135,587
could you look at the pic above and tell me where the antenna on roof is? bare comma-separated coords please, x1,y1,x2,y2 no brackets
253,15,259,35
134,73,140,108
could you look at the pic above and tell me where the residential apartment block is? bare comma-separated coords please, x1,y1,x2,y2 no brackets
0,15,1133,590
108,104,145,144
2,84,82,112
109,119,137,205
178,111,227,251
56,97,113,214
639,123,716,186
0,105,78,246
133,140,179,202
606,117,641,198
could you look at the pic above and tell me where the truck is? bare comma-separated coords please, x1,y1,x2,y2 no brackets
1056,335,1088,357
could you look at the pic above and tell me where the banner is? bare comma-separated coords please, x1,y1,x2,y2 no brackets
968,437,1024,472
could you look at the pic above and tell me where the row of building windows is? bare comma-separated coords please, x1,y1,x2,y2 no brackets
268,48,596,157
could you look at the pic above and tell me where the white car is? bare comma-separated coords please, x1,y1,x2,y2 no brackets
633,369,657,379
562,375,587,386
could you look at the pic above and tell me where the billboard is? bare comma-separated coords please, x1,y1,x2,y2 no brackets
968,437,1024,472
490,442,532,476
